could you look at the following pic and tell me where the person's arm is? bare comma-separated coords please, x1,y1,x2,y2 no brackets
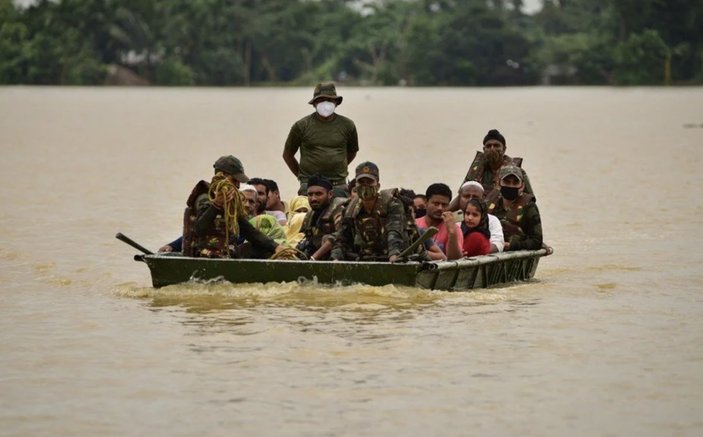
330,216,353,261
488,214,505,253
311,240,333,261
507,203,543,251
158,236,183,253
283,123,302,177
346,123,359,165
193,192,221,237
443,212,463,260
386,199,407,262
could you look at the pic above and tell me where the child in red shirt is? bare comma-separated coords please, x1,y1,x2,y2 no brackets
461,198,491,257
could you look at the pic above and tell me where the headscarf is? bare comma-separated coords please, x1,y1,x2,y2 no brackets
249,214,290,247
288,195,310,218
286,212,307,247
461,198,490,239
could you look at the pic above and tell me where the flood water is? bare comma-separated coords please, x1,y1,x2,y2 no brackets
1,86,702,436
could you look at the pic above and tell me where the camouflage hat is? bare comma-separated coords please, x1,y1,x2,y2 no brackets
308,82,343,106
213,155,249,183
355,161,379,182
499,165,523,183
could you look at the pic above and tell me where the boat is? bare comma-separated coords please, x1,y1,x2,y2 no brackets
130,248,550,291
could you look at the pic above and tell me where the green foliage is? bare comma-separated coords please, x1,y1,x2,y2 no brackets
614,29,668,85
0,0,701,86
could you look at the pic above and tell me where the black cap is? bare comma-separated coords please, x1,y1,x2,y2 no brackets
213,155,249,183
355,161,379,182
307,175,334,191
483,129,506,146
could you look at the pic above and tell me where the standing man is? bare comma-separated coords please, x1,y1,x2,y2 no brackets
462,129,534,196
330,162,408,262
415,183,463,261
283,82,359,198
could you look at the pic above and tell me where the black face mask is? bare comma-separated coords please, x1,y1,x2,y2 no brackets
500,186,520,201
415,208,427,219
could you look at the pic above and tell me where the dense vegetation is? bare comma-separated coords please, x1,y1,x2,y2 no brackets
1,0,701,86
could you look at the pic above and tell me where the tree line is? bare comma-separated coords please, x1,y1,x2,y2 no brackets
0,0,701,86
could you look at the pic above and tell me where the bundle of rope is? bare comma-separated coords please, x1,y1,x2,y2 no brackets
270,247,307,260
208,172,247,256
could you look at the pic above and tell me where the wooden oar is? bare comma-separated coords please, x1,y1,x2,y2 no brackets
396,226,438,260
115,232,154,255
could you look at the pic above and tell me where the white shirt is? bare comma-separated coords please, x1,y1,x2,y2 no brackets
488,214,504,253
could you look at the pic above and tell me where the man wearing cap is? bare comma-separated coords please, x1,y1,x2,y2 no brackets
282,82,359,198
330,161,409,262
486,166,543,251
454,181,505,253
297,175,348,261
179,155,285,258
461,129,534,197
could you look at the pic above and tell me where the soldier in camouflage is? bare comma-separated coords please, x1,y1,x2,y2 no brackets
296,175,348,261
461,129,534,197
183,155,284,258
330,161,408,262
486,166,543,251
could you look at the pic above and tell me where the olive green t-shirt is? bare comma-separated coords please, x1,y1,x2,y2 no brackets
284,113,359,184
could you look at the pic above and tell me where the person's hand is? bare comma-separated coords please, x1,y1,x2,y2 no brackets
442,211,456,231
273,245,285,254
158,245,173,253
389,255,400,263
504,241,511,250
213,188,235,208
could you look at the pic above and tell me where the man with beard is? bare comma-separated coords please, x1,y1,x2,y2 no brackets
462,129,534,196
297,175,348,261
239,184,290,250
415,183,463,261
330,162,408,262
454,181,505,253
486,166,543,251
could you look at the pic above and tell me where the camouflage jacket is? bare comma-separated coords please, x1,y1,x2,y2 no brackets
183,180,277,258
298,196,348,258
463,151,534,198
486,192,542,251
330,189,407,261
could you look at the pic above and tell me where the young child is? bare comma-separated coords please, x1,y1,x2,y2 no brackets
461,198,491,257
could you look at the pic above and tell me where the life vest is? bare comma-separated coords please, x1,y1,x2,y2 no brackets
182,180,232,258
343,188,418,260
299,196,348,255
464,151,524,194
486,191,535,240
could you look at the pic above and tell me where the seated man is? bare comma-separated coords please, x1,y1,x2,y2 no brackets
239,184,290,249
297,175,348,261
486,166,543,251
183,156,284,258
415,183,463,261
330,162,409,262
263,179,288,226
455,181,505,253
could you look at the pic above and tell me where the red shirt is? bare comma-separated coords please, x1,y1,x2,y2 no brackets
462,232,490,257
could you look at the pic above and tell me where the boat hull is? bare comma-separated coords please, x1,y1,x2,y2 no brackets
138,249,548,291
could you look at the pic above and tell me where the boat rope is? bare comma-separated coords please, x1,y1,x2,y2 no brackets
208,172,247,256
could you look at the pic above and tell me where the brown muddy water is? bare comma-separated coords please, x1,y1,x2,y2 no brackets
1,86,702,436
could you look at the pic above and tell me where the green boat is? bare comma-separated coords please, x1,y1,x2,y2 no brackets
131,249,550,290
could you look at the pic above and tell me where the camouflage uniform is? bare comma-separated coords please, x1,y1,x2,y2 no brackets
463,151,534,197
297,196,348,259
486,189,543,252
330,189,408,261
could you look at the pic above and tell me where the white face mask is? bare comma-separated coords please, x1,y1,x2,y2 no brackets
316,101,336,118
